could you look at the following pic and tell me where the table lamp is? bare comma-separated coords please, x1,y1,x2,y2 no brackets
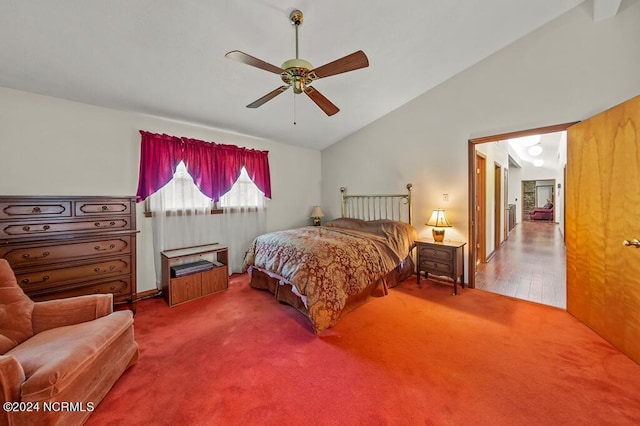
310,206,324,226
427,208,451,242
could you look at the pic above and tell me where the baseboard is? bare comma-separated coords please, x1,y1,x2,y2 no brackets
136,289,160,300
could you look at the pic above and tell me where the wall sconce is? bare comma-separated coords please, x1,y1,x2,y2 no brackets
310,206,324,226
426,209,451,242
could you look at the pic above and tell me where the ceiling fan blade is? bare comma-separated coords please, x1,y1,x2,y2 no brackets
310,50,369,79
304,86,339,116
246,86,290,108
225,50,283,75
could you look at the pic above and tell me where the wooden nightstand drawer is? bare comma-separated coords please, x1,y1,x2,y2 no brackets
420,259,452,274
419,246,452,261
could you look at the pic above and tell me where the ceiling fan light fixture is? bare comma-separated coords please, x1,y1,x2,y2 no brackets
292,77,305,94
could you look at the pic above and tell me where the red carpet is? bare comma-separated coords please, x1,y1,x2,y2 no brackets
87,274,640,425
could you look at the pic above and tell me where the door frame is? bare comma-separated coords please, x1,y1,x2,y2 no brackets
475,152,487,266
467,122,577,289
494,162,502,254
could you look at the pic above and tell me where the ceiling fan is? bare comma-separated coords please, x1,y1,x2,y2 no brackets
225,9,369,116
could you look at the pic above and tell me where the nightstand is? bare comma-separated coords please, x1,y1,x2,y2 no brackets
416,239,466,295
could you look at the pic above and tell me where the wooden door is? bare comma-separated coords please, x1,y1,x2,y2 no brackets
566,94,640,364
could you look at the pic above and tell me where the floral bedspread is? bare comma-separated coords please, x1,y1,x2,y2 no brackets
243,221,415,333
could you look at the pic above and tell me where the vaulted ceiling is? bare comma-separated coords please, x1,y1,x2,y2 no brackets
0,1,619,150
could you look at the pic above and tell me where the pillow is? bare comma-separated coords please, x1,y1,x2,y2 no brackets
325,218,417,247
0,259,35,354
323,217,368,230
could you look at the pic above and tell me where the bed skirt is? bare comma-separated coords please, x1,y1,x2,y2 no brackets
248,255,414,330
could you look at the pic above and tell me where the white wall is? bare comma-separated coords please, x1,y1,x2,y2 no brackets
0,87,322,293
321,1,640,283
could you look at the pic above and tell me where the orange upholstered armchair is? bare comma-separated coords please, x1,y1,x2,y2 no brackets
0,259,139,426
530,202,554,221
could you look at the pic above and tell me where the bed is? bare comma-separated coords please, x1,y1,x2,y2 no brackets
243,184,416,334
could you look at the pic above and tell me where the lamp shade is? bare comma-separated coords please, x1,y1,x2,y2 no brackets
426,209,451,228
310,206,324,218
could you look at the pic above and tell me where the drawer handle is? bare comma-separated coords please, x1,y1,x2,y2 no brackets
95,221,117,228
20,275,49,285
22,225,50,232
20,251,49,260
101,205,108,211
94,244,116,251
94,265,116,274
32,207,41,214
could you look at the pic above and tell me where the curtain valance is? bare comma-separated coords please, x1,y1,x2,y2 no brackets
136,131,272,202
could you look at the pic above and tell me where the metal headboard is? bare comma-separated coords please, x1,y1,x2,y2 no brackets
340,183,413,225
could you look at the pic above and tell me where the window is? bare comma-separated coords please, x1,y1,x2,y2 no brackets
219,167,265,208
145,162,264,216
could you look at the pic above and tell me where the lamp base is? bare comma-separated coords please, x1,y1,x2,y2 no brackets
432,228,445,242
313,217,321,226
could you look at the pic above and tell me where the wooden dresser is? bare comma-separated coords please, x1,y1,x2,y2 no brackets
0,196,137,309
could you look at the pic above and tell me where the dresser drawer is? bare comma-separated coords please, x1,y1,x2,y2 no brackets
0,200,72,220
15,257,132,292
419,246,452,261
28,276,133,303
1,218,132,239
0,235,133,268
75,200,132,216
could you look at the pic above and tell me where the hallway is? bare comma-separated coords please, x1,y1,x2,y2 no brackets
474,220,566,309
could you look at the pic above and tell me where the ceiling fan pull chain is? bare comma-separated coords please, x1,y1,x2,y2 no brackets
293,91,297,125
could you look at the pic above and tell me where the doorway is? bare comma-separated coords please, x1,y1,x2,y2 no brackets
467,123,576,305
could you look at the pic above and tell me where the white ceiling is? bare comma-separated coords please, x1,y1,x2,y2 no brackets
0,0,590,150
507,132,566,170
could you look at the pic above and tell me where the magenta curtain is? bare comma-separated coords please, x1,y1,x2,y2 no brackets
243,147,272,199
136,131,184,202
135,131,272,202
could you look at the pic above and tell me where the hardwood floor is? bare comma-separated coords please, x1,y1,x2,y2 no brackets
474,220,566,309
